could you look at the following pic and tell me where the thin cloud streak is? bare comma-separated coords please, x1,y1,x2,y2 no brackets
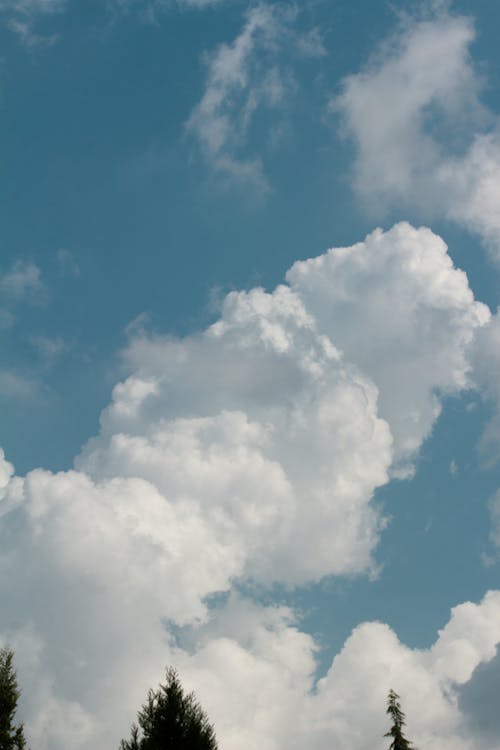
186,4,325,189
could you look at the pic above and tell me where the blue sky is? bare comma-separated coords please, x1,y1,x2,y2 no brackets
1,1,500,749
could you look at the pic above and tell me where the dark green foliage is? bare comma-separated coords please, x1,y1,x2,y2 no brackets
120,667,218,750
0,647,27,750
384,689,415,750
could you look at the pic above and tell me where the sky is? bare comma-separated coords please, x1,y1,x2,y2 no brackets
1,1,500,748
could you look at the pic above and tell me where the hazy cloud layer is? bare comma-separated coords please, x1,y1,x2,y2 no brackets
334,9,500,260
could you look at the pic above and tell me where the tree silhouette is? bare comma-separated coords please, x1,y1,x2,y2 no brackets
120,667,218,750
0,647,27,750
384,689,415,750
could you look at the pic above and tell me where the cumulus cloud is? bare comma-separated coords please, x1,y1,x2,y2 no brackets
333,8,500,260
77,280,392,585
186,4,324,188
120,590,500,750
0,223,495,748
4,574,500,750
287,222,489,471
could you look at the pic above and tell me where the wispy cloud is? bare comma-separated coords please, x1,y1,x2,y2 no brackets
0,309,15,330
0,368,38,398
186,4,325,189
0,0,66,45
56,249,80,279
333,7,500,261
109,0,228,19
1,0,226,44
29,334,67,367
0,259,47,306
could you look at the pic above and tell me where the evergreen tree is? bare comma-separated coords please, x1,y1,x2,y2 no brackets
384,689,415,750
0,647,27,750
120,667,218,750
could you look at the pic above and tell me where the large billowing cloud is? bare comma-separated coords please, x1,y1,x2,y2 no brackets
184,591,500,750
334,9,500,261
0,223,496,749
6,586,500,750
287,223,489,472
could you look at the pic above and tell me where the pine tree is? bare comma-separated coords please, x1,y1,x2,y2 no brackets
0,647,27,750
120,667,218,750
384,689,415,750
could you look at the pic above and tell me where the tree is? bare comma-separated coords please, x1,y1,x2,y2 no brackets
0,647,27,750
384,689,415,750
120,667,218,750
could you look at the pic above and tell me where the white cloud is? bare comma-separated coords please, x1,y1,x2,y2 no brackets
287,222,489,471
334,9,500,260
186,4,324,188
78,278,392,585
0,222,495,748
4,584,500,750
161,593,500,750
0,448,15,498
